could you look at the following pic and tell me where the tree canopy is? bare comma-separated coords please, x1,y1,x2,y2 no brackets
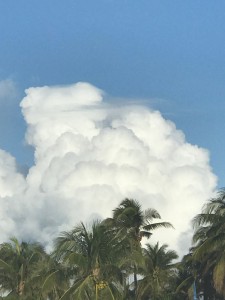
0,195,225,299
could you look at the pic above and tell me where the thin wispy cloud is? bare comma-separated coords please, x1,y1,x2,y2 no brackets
0,79,18,105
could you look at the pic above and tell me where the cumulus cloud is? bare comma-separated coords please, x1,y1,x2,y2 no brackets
0,149,26,197
0,149,26,241
0,82,217,253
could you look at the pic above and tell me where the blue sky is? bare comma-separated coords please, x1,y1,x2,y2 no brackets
1,0,225,186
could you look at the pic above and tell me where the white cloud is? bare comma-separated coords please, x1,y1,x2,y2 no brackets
0,149,26,198
0,82,217,254
0,149,26,242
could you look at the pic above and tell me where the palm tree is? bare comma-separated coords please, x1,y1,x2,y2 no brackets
0,237,47,299
175,252,202,300
35,254,70,300
136,243,178,300
53,220,127,299
191,189,225,299
111,198,172,243
105,198,173,296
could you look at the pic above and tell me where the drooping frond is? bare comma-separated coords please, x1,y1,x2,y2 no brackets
144,208,161,220
213,252,225,296
143,221,173,232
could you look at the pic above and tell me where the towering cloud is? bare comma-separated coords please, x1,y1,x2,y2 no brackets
0,82,217,253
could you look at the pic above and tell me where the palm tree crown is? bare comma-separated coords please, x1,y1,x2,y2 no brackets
112,198,172,242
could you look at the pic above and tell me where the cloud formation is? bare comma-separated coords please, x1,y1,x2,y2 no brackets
0,82,217,253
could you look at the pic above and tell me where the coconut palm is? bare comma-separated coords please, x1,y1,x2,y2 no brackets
53,220,127,299
0,237,47,299
136,242,178,300
191,189,225,299
105,198,173,296
35,254,71,300
175,251,203,300
111,198,173,243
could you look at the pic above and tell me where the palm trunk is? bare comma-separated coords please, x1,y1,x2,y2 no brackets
134,270,138,296
17,280,25,296
95,284,98,300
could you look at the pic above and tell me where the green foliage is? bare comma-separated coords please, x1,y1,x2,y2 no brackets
53,220,127,299
136,243,178,300
0,237,47,299
191,189,225,298
2,194,225,299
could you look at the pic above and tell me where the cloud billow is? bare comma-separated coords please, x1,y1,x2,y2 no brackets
0,82,217,253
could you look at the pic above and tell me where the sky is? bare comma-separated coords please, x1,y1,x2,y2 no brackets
0,1,225,253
